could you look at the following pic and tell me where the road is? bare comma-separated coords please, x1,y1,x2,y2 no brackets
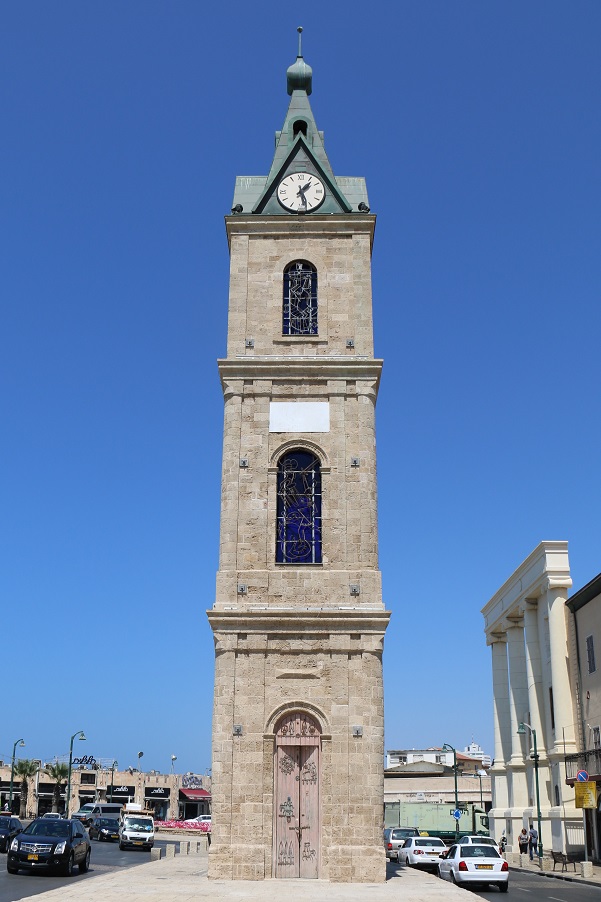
0,836,179,902
474,869,601,902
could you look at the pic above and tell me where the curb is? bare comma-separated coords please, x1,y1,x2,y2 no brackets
509,865,601,888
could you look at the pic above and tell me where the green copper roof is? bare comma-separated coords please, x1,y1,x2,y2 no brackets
230,29,370,216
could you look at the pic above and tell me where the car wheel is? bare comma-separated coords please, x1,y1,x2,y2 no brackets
119,842,125,851
499,882,508,893
450,871,460,886
79,849,90,873
7,864,19,875
437,866,442,879
62,853,74,877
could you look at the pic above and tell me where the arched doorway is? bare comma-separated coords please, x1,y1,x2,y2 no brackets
273,710,321,878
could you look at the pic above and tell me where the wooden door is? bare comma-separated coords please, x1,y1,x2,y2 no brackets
274,712,320,878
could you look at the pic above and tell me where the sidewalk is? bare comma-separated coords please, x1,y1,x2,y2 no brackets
10,852,467,902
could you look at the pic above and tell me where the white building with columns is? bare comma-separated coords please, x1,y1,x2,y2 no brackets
481,541,580,854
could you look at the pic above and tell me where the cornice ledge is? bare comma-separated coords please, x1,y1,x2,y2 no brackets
218,358,383,384
226,213,376,244
207,608,391,633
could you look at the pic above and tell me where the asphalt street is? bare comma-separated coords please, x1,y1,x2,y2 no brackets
0,836,180,902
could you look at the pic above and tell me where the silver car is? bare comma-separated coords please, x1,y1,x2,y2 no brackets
384,827,419,861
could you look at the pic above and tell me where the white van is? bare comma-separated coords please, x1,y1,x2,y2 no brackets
119,804,155,850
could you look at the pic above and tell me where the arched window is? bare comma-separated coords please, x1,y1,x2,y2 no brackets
276,450,322,564
283,261,318,336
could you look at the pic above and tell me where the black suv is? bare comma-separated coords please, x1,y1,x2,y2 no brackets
0,816,23,853
7,818,90,876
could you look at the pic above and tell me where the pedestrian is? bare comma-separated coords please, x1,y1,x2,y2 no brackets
498,830,506,855
528,824,538,861
518,827,529,855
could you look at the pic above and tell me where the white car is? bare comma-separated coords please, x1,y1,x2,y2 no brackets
184,815,211,826
457,835,498,847
398,836,447,869
438,842,508,891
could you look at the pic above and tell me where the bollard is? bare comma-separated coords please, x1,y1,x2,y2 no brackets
165,844,176,858
150,847,162,861
581,861,594,878
180,841,190,856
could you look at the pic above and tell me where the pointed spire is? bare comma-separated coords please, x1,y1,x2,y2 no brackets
287,26,312,96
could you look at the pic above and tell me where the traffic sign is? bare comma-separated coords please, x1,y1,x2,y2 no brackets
577,770,589,782
452,809,462,820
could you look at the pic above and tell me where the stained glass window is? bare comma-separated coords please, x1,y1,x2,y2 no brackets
276,451,322,564
283,261,318,335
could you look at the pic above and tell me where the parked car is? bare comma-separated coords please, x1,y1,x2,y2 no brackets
89,817,120,842
6,818,91,876
383,827,420,861
0,817,22,853
41,812,63,819
398,835,447,870
437,842,508,891
184,815,211,826
457,834,497,846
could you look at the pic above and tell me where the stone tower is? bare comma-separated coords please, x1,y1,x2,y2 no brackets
207,33,390,882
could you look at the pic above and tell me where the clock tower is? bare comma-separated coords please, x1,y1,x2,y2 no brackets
208,31,390,882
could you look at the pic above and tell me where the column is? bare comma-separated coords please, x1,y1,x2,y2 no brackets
524,602,546,754
506,622,528,811
490,638,509,813
546,580,577,757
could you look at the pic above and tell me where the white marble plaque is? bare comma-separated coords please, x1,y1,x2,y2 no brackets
269,402,330,433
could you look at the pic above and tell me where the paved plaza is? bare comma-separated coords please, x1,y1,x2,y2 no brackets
10,846,601,902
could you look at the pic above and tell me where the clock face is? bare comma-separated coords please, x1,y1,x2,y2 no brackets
277,172,325,212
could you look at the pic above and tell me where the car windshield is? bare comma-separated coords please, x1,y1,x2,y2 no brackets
25,820,70,837
416,838,445,847
99,819,118,828
124,817,153,832
461,845,500,858
0,817,11,828
392,829,412,839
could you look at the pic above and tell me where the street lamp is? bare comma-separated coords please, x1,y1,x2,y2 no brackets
137,751,144,773
109,761,118,802
9,739,25,813
442,743,459,839
65,731,86,819
517,722,543,860
171,755,177,774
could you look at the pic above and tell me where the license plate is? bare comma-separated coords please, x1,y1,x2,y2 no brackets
476,864,493,869
111,834,118,839
27,854,39,861
134,841,144,845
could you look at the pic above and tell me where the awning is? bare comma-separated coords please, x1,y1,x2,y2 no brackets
179,788,211,800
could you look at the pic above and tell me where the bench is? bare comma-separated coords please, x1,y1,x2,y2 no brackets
551,850,577,872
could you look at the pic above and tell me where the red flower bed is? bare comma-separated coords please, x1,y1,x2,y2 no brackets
155,819,211,832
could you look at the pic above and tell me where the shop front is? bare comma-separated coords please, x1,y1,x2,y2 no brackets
179,787,211,820
36,782,66,817
145,786,170,820
0,781,20,815
106,784,136,805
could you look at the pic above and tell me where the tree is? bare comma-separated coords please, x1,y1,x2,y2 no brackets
14,759,39,819
44,762,69,813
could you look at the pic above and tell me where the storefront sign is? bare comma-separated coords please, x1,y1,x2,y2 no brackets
145,787,170,799
575,781,597,808
106,784,135,797
73,755,97,769
182,774,203,788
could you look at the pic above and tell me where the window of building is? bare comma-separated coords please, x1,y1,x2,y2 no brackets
549,686,555,731
554,784,560,806
283,261,318,335
276,450,322,564
587,635,596,674
80,773,96,785
592,726,601,750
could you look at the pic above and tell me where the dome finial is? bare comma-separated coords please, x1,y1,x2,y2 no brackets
287,26,312,96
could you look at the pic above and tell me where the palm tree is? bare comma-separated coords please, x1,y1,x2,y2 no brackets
14,759,39,819
44,762,69,814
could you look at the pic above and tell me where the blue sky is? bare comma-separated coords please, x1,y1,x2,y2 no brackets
1,1,600,775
